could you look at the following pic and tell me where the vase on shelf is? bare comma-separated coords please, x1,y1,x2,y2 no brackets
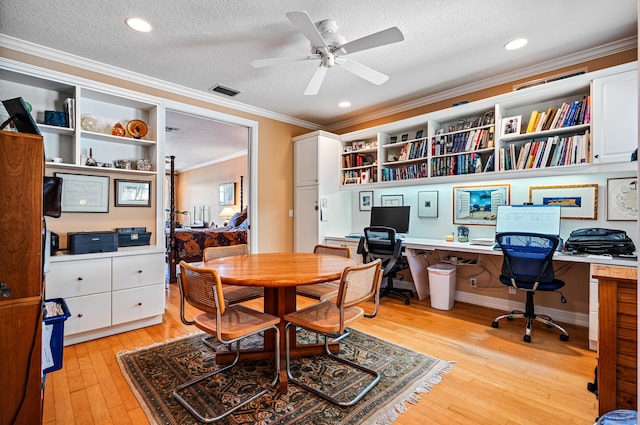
112,122,126,137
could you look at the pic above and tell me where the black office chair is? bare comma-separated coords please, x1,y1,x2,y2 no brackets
491,232,569,343
358,226,413,305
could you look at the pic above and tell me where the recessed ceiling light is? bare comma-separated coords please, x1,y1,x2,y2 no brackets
338,101,351,108
504,38,528,50
125,17,152,33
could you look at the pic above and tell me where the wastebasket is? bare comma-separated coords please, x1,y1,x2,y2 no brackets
596,410,638,425
427,264,457,310
43,298,70,374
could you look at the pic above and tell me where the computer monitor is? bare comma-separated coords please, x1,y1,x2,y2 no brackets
369,206,410,234
1,97,41,135
495,205,561,236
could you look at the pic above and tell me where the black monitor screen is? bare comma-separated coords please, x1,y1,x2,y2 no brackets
370,206,410,233
1,97,41,135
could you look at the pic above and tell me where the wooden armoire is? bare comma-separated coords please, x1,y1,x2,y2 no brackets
0,130,44,425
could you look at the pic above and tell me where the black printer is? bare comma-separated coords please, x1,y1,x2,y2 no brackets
67,231,118,255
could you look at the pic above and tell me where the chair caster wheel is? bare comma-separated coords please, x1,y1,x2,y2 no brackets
491,321,499,328
559,334,569,341
523,335,531,343
404,299,410,305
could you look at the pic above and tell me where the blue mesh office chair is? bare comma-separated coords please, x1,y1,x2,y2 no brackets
358,226,413,305
491,232,569,343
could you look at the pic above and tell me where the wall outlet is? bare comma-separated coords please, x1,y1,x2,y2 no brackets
508,286,517,295
469,277,477,288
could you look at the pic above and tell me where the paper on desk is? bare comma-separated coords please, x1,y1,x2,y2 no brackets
42,323,54,371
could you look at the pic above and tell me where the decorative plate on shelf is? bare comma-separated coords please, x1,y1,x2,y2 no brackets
127,120,148,139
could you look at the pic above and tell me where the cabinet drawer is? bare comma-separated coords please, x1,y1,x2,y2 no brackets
112,253,165,290
46,258,111,298
112,284,165,325
64,293,112,336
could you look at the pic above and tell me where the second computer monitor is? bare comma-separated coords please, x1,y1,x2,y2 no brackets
495,205,561,236
369,206,411,234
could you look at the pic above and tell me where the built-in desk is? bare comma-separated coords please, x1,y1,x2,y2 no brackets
325,236,637,350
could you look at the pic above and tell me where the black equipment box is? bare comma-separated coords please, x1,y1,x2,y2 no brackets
565,228,636,256
67,231,118,255
116,227,151,247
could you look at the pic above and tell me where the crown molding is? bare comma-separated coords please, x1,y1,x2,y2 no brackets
325,37,638,132
0,35,322,131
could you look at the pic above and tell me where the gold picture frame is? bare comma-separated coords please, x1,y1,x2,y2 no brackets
528,184,598,219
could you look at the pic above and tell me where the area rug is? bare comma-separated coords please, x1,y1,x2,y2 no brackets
117,329,453,425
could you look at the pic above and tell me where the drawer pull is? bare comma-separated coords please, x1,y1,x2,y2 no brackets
77,277,83,281
77,313,83,318
137,302,142,306
137,270,143,273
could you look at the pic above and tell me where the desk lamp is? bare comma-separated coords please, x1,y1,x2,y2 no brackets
219,207,235,226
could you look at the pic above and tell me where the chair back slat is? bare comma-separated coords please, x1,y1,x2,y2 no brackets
313,244,351,258
180,261,225,316
203,244,249,261
337,259,382,308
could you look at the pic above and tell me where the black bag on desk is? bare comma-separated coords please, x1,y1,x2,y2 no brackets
565,228,636,255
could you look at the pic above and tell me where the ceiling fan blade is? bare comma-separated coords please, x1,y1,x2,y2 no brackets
335,57,389,85
334,27,404,55
304,65,328,95
251,55,319,68
286,11,328,49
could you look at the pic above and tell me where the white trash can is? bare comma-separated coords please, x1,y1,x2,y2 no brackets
427,264,457,310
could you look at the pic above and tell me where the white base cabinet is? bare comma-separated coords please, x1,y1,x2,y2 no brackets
46,248,166,345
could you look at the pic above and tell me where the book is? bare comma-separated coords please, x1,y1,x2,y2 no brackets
516,141,531,169
551,103,568,129
542,108,557,131
526,110,539,133
534,111,547,132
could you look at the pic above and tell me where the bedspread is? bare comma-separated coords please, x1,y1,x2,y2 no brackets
170,227,247,263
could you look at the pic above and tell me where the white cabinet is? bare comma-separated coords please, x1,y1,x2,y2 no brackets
294,131,350,252
591,70,638,164
324,237,363,264
47,249,165,345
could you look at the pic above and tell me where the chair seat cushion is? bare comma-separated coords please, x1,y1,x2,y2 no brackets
296,282,339,301
499,276,565,291
284,301,364,334
194,305,279,340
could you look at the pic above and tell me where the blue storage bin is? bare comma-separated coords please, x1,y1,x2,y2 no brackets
596,410,638,425
43,298,71,374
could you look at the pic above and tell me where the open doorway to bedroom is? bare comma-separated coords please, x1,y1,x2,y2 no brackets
164,105,257,283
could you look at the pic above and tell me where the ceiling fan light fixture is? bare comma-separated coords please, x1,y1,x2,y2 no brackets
125,17,152,33
504,38,528,50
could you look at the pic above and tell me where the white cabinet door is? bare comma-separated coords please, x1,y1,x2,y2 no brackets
592,70,638,164
294,137,318,186
294,185,319,252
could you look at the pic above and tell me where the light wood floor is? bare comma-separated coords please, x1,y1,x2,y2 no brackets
43,286,599,424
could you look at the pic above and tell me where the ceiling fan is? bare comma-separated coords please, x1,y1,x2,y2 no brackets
251,11,404,95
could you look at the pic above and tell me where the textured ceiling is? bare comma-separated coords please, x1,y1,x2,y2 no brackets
0,0,637,171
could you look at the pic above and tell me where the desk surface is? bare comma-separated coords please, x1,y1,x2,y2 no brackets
328,236,637,267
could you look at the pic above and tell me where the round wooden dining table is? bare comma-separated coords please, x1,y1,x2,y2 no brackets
203,252,356,392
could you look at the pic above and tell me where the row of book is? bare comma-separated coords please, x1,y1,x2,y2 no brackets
500,131,590,171
342,152,375,169
431,127,495,155
381,163,428,181
396,138,428,161
430,152,492,177
524,96,591,133
342,167,378,184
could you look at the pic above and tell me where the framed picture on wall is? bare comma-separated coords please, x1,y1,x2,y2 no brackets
417,191,438,217
359,190,373,211
452,184,510,225
606,177,638,221
529,184,598,220
115,179,151,207
219,182,236,206
55,172,109,213
381,194,403,206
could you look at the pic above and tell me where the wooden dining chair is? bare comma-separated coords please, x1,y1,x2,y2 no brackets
202,244,264,305
173,261,280,423
296,244,351,301
284,259,383,406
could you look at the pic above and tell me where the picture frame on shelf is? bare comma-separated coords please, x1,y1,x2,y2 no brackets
359,190,374,211
606,177,637,221
500,115,522,137
452,184,510,225
529,184,598,220
415,129,424,139
418,191,438,218
481,110,495,125
55,172,109,213
390,136,398,143
401,134,409,142
219,182,236,206
115,179,151,207
381,194,404,206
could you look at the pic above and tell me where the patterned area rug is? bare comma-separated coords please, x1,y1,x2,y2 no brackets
117,329,453,424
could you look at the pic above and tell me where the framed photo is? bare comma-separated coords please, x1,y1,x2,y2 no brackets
501,115,522,137
55,172,109,213
418,191,438,218
389,136,398,143
482,110,495,125
115,179,151,207
381,194,403,206
453,184,510,225
529,184,598,219
415,129,424,139
359,190,374,211
219,182,236,206
606,177,637,221
401,134,409,142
